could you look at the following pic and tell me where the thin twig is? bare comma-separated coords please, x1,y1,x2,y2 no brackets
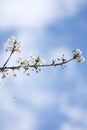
0,57,74,72
3,41,16,68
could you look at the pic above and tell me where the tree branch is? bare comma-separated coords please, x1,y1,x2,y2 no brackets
0,57,74,72
0,36,85,80
3,40,16,68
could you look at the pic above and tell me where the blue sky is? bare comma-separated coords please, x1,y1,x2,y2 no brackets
0,0,87,130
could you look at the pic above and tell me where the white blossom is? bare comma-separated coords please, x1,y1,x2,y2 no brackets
29,55,36,64
36,56,46,64
76,55,85,63
17,57,29,67
17,57,30,75
73,49,85,63
73,49,82,55
4,36,22,53
30,55,45,64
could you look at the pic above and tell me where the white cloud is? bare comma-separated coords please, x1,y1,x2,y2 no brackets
0,0,86,30
0,0,58,30
60,123,86,130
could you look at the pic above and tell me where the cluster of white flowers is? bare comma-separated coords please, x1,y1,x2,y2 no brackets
17,57,29,67
29,55,45,73
17,56,45,74
0,69,8,79
30,55,45,64
17,57,30,75
4,36,22,53
73,49,85,63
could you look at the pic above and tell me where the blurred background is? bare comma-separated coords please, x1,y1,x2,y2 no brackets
0,0,87,130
